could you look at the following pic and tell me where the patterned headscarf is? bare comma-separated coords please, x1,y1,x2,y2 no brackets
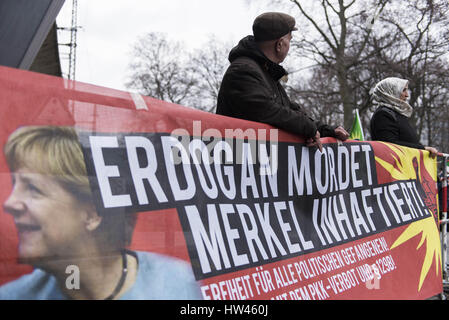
371,77,413,118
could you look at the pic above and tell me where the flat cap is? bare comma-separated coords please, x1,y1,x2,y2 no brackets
252,12,298,42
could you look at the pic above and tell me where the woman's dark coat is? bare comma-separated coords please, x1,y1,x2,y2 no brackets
370,106,424,149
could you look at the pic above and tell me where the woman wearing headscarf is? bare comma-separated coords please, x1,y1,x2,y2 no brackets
369,77,438,157
0,126,202,300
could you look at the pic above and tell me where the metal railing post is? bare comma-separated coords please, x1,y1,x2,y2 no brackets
438,153,449,299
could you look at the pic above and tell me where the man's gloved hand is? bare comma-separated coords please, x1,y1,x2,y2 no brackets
334,126,349,141
306,131,323,152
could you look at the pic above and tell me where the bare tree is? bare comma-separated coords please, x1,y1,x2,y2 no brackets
126,32,198,105
287,66,343,125
187,38,231,112
126,32,231,113
287,0,389,129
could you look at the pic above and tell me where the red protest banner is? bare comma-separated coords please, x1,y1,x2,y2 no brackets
0,66,442,300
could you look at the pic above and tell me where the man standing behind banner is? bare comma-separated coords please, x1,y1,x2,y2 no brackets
216,12,349,150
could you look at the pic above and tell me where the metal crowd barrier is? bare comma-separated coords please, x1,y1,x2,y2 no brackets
438,152,449,299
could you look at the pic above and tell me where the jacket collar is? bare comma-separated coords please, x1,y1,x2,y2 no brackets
229,35,288,81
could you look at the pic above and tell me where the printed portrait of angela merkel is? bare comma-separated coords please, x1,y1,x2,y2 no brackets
0,126,202,300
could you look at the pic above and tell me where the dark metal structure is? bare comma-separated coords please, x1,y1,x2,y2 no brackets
0,0,65,76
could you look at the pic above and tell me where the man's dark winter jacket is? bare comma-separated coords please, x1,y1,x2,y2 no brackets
370,106,424,149
216,36,336,139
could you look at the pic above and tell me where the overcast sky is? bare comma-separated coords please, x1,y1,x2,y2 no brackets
55,0,291,92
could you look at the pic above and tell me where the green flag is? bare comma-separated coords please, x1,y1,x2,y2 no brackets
349,109,364,141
